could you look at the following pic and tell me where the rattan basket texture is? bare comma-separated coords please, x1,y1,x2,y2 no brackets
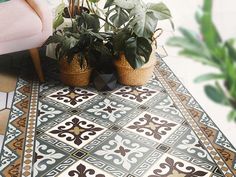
115,52,157,86
60,55,92,87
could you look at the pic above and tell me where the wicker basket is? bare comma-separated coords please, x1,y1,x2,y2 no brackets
60,55,92,87
114,52,157,86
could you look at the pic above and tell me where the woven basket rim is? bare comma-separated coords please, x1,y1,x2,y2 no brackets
115,57,157,69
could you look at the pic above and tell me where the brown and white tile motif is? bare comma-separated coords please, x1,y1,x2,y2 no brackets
58,160,113,177
93,134,150,171
144,154,211,177
113,86,158,104
125,112,179,143
46,115,106,149
33,140,65,176
86,98,132,123
48,87,97,108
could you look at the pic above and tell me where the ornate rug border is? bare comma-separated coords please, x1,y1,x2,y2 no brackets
0,78,39,177
155,55,236,176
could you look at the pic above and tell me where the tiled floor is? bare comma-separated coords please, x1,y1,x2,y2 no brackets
0,52,30,149
0,0,235,161
0,56,17,135
1,59,235,176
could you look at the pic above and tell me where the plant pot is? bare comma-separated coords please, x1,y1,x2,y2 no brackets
114,52,157,86
60,55,92,87
92,70,117,91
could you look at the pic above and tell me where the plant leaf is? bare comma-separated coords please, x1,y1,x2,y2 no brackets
44,35,64,45
53,3,66,29
77,13,100,32
124,37,152,69
194,73,224,83
55,2,65,16
109,7,129,28
148,2,172,20
113,29,131,52
130,4,157,39
225,39,236,62
199,0,221,50
104,0,114,8
228,110,236,121
89,0,100,3
53,15,64,29
204,85,227,104
113,0,136,9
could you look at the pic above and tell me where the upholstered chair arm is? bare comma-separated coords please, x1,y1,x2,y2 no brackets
26,0,52,35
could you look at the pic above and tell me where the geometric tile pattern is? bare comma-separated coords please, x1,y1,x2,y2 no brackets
0,55,236,177
0,71,17,136
46,115,107,149
0,87,16,135
47,87,97,108
124,112,180,143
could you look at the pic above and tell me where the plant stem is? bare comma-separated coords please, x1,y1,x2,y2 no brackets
69,0,75,17
67,6,74,25
77,0,81,15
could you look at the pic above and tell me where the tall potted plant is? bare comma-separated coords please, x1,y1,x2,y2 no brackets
102,0,173,86
45,11,110,87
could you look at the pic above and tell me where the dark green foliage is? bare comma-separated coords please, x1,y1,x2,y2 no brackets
45,12,113,70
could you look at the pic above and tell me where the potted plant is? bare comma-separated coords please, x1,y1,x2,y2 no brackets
47,0,91,59
102,0,173,86
45,11,108,87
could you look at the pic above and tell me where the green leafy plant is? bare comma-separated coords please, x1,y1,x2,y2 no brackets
167,0,236,120
101,0,173,69
45,11,112,69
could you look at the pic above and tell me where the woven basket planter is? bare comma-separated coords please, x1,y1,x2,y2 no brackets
114,52,157,86
59,55,92,87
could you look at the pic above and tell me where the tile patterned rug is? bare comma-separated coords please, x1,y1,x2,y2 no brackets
0,56,236,177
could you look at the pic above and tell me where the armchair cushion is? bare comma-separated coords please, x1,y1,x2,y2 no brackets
0,0,42,42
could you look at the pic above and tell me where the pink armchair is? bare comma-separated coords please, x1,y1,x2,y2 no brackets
0,0,52,82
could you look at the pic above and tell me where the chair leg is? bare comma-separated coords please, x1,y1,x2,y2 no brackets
29,48,45,82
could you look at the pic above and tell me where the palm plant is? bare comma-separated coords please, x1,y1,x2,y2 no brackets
167,0,236,120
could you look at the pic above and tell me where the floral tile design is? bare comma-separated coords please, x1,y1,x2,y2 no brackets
124,112,180,143
1,55,236,177
58,160,113,177
113,86,159,104
153,95,183,117
85,98,133,123
46,115,107,149
173,129,214,163
33,140,66,177
143,154,211,177
91,133,152,172
37,101,63,126
47,87,97,108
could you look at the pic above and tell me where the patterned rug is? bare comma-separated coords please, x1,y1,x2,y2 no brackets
0,55,236,177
